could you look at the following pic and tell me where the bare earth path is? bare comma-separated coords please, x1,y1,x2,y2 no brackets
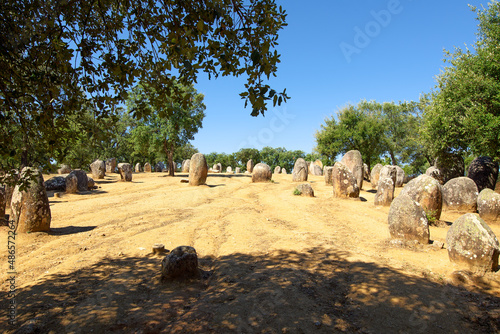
1,172,500,333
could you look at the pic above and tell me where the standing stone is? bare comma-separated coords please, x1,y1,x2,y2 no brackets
0,186,5,225
144,162,152,173
235,167,241,173
467,156,499,193
332,162,359,199
216,163,222,173
446,213,500,273
161,246,200,280
282,168,287,174
340,150,364,190
313,159,323,169
324,166,334,185
477,189,500,224
388,194,429,244
118,163,133,182
44,176,66,191
182,160,191,173
374,177,395,206
226,166,233,173
252,163,272,183
370,164,383,189
274,166,281,174
90,159,106,179
363,163,370,182
189,153,208,186
442,177,479,212
65,174,78,194
426,166,444,184
135,163,142,173
57,164,71,174
155,162,164,172
296,184,314,197
292,158,308,182
379,165,397,187
68,169,89,192
434,152,465,184
10,167,51,233
400,174,443,222
310,164,323,176
247,159,254,173
87,177,95,190
395,166,405,187
105,158,117,173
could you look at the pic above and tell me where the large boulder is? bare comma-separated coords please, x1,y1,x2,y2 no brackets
313,159,323,169
467,156,499,193
118,163,133,182
144,162,152,173
135,163,142,173
370,164,383,189
477,189,500,224
274,166,281,174
363,163,370,182
189,153,208,186
247,159,254,173
68,169,89,192
155,162,164,172
87,177,95,190
395,166,405,187
161,246,200,280
388,194,429,244
105,158,117,173
310,164,323,176
426,166,444,184
324,166,334,185
400,174,442,222
44,176,66,191
442,177,478,212
446,213,500,273
292,158,308,182
332,162,359,199
374,176,395,206
10,167,51,233
340,150,363,190
182,159,191,173
434,152,465,184
252,163,272,183
379,165,397,186
57,164,71,174
296,183,314,197
90,159,106,179
65,174,78,193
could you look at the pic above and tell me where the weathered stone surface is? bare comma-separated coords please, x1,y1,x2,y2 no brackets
281,168,287,174
400,174,443,222
292,158,308,182
65,174,78,194
310,164,323,176
341,150,364,190
324,166,334,185
189,153,208,186
118,163,133,182
216,163,222,173
144,162,152,173
182,159,191,173
446,213,499,273
0,186,5,225
155,162,164,172
379,165,397,187
363,163,370,182
226,166,233,173
68,169,89,192
296,184,314,197
105,158,117,173
313,159,323,169
252,163,272,183
332,162,359,199
388,194,429,244
467,156,499,193
90,159,106,179
274,166,281,174
395,166,405,187
426,166,444,184
161,246,200,280
87,177,95,190
57,164,71,174
434,152,465,184
247,159,254,173
374,177,395,206
235,167,241,173
442,177,478,212
10,167,51,233
370,164,383,189
135,163,142,173
44,176,66,191
477,189,500,223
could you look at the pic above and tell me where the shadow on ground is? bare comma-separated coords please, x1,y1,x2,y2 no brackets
4,247,500,333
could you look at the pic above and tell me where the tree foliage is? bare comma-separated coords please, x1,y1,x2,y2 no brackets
421,2,500,160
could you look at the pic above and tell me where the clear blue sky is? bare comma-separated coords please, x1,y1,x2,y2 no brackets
191,0,489,155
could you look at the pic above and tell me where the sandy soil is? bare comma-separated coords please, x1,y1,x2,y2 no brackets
1,172,500,333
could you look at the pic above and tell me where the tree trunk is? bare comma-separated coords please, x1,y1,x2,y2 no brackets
164,140,175,176
389,151,397,166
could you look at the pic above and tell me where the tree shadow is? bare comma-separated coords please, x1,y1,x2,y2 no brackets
50,226,97,235
5,247,500,334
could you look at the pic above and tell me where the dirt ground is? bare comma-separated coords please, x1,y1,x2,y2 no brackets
1,172,500,333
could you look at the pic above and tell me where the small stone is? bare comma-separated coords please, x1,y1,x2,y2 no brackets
180,178,189,183
153,243,166,254
161,246,200,280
